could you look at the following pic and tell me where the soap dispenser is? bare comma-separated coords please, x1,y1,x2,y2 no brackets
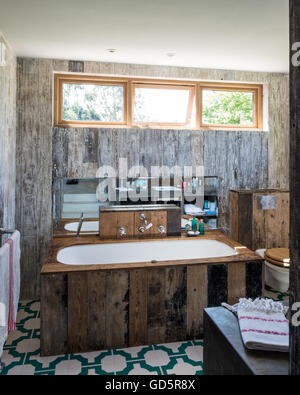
199,219,205,235
191,217,197,231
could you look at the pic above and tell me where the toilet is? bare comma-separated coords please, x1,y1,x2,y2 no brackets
255,248,289,293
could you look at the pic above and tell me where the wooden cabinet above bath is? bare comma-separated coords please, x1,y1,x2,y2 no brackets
99,204,181,239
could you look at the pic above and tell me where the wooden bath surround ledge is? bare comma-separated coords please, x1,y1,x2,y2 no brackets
40,231,263,356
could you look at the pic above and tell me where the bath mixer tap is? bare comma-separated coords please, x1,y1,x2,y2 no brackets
139,213,153,232
158,225,166,234
139,222,153,233
76,213,84,238
118,227,126,236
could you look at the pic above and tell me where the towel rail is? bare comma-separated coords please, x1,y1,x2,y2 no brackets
0,228,14,235
0,228,15,248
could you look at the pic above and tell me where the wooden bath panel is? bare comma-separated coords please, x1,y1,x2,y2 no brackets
40,231,263,356
41,262,262,356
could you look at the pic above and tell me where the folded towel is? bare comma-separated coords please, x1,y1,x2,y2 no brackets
222,298,289,352
6,231,20,334
184,204,205,215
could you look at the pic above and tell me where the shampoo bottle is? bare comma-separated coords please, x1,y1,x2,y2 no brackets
199,219,205,235
191,217,197,231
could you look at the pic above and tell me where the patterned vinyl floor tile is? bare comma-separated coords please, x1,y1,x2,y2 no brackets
0,288,284,375
0,300,204,376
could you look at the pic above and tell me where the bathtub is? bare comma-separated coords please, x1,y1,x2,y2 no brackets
41,232,263,356
57,238,237,265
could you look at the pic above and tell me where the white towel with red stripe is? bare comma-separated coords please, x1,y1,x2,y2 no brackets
222,298,289,352
0,231,21,358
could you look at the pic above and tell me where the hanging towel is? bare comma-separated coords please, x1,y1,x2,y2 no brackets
222,298,289,352
6,231,20,333
0,243,10,358
0,231,21,358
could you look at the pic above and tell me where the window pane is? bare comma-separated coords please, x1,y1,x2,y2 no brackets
202,90,254,126
133,87,193,124
62,83,124,122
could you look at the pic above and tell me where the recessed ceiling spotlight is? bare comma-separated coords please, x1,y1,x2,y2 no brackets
107,49,117,53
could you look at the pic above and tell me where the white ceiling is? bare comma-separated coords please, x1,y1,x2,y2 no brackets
0,0,289,73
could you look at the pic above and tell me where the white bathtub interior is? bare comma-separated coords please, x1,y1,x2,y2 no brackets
57,239,237,265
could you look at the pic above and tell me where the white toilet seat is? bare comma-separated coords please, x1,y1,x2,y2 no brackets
255,248,289,293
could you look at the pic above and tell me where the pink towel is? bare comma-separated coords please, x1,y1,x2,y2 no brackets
6,238,15,334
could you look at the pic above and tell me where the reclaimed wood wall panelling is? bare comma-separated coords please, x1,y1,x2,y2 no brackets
265,192,290,248
227,263,246,305
17,57,288,298
41,259,259,355
204,131,268,234
40,274,68,356
105,270,129,349
129,269,148,346
86,271,106,350
16,58,60,298
147,268,166,344
207,264,228,307
68,272,88,353
165,266,187,342
186,264,207,338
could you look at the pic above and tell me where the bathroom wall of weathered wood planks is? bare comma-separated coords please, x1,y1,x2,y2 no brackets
0,34,16,243
16,58,289,298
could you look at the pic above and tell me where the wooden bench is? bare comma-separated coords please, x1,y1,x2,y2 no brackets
203,307,289,375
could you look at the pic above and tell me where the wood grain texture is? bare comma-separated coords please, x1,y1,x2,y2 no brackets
227,263,246,305
165,266,187,342
0,35,16,244
204,131,268,234
207,264,228,307
129,269,148,346
253,191,289,250
87,271,106,350
106,270,129,348
231,190,289,251
100,211,135,239
40,274,68,356
147,268,166,344
68,272,88,353
187,264,207,338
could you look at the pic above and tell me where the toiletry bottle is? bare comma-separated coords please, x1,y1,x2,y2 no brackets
199,219,205,235
191,217,197,231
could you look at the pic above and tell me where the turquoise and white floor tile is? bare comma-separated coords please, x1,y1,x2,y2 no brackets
0,300,203,375
264,285,289,302
0,288,285,375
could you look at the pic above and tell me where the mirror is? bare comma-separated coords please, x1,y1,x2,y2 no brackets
52,176,216,236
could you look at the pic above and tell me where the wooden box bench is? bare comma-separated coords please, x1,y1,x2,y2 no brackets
203,307,289,375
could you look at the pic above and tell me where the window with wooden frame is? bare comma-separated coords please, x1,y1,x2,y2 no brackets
131,83,195,127
199,83,263,130
54,74,263,130
54,74,128,127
